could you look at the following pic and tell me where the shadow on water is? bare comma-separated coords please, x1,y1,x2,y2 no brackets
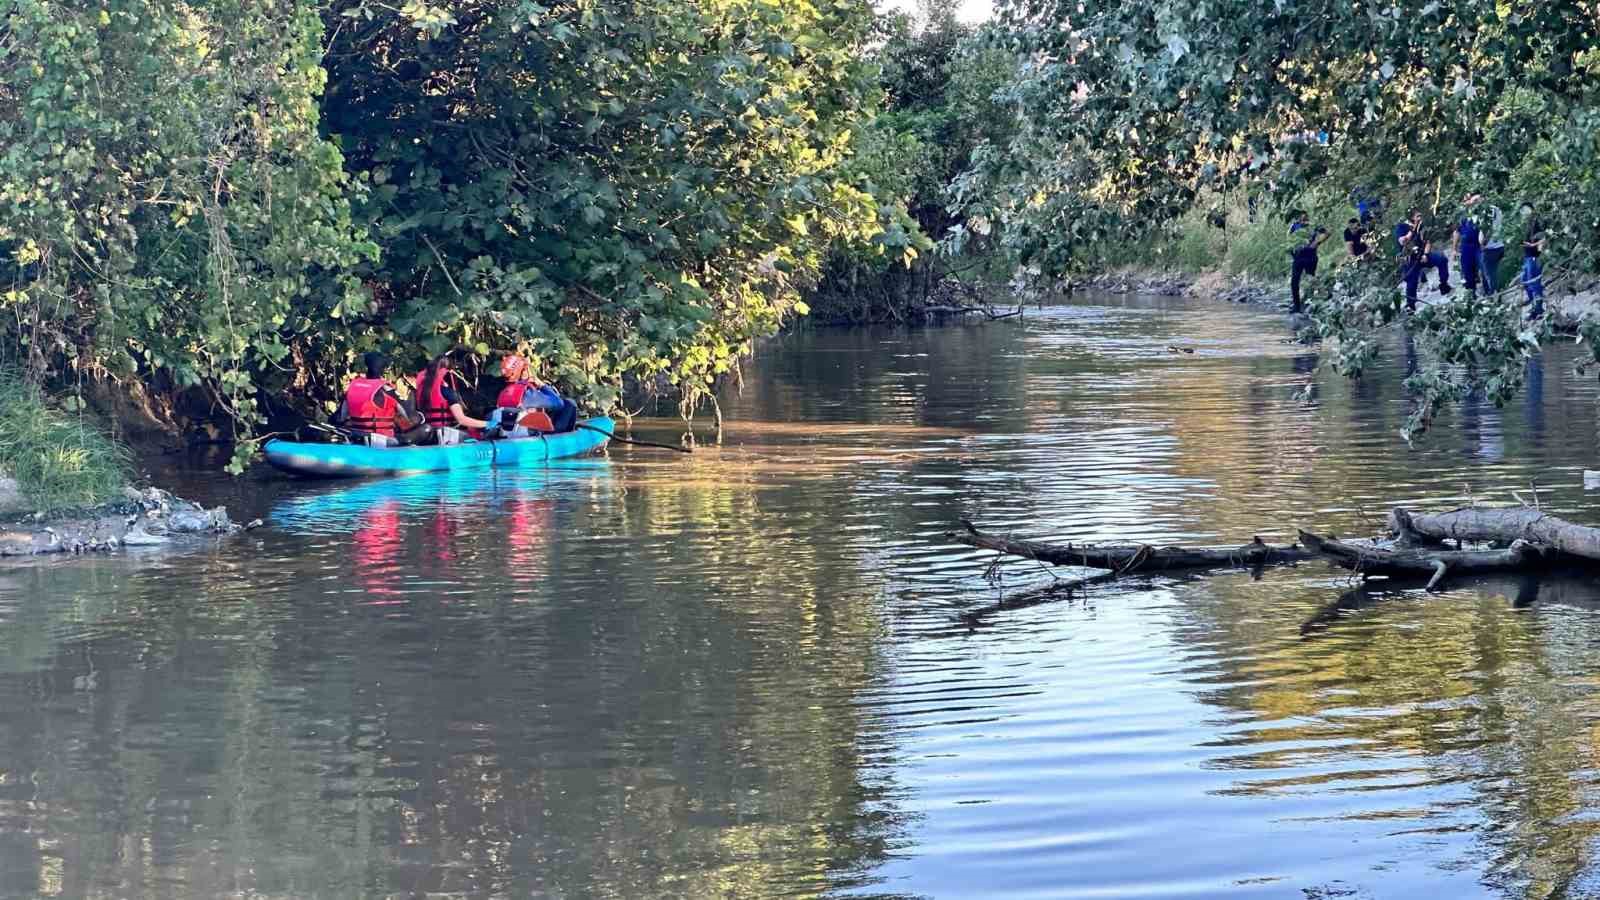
1298,569,1600,636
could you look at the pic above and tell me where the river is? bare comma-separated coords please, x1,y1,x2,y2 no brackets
6,293,1600,898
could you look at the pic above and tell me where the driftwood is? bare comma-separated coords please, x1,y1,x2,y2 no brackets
1390,506,1600,564
921,303,1024,321
949,523,1313,574
950,509,1600,623
1298,529,1538,590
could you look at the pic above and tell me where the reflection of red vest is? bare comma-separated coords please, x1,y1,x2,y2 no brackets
344,377,396,436
496,381,554,432
415,369,453,426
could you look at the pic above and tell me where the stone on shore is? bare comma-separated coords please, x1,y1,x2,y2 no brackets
0,487,239,557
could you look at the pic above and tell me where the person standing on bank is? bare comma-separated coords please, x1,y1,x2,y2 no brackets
1343,218,1369,259
1520,202,1546,319
1451,194,1485,297
1480,199,1506,294
1288,213,1330,314
1395,208,1452,311
1352,187,1381,227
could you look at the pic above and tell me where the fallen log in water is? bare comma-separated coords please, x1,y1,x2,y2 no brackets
1298,529,1539,590
950,510,1600,624
948,523,1313,573
1389,507,1600,564
921,304,1024,321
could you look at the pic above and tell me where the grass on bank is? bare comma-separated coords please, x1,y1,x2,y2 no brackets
0,377,129,512
1111,190,1360,282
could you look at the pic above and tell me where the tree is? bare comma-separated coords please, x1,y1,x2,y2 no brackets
809,10,1019,321
958,0,1600,435
0,0,374,470
322,0,891,415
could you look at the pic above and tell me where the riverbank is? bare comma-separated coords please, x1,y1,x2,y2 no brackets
1080,268,1281,307
1078,266,1600,333
0,377,131,515
0,378,250,556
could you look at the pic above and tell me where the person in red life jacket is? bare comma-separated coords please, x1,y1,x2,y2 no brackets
333,352,403,444
497,355,579,433
414,354,489,441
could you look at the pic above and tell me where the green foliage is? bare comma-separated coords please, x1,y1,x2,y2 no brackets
1402,295,1547,439
810,11,1016,320
0,378,128,511
0,0,375,472
1223,216,1295,280
0,0,892,464
966,0,1600,257
961,0,1600,436
1162,210,1226,274
1091,191,1356,279
324,0,887,414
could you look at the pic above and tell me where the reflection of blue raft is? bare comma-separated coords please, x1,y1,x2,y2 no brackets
269,461,610,531
263,417,613,477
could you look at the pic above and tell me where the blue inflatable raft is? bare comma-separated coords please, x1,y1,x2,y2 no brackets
263,417,614,478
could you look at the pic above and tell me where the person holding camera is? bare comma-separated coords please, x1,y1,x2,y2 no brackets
1287,212,1331,314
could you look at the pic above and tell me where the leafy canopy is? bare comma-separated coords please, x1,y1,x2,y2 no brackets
960,0,1600,435
324,0,892,414
1,0,893,467
0,0,374,470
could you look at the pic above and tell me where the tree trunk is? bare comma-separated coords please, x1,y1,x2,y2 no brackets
1299,529,1540,590
1389,506,1600,563
949,524,1312,573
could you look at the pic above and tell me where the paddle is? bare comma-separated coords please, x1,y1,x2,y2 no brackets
576,422,692,454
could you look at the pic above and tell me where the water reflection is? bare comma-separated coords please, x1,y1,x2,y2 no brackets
7,295,1600,897
1526,355,1546,439
1,456,907,897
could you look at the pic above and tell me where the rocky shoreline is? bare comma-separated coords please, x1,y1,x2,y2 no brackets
0,487,257,557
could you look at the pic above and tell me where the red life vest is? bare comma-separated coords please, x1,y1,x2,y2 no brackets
496,380,531,408
344,377,397,436
415,368,454,427
496,381,554,432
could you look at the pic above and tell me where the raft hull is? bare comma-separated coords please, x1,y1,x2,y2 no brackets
263,417,613,478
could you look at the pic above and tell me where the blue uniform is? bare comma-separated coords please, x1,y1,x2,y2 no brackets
522,384,578,432
1457,217,1482,293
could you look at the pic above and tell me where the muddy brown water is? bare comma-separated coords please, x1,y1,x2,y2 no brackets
6,294,1600,898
